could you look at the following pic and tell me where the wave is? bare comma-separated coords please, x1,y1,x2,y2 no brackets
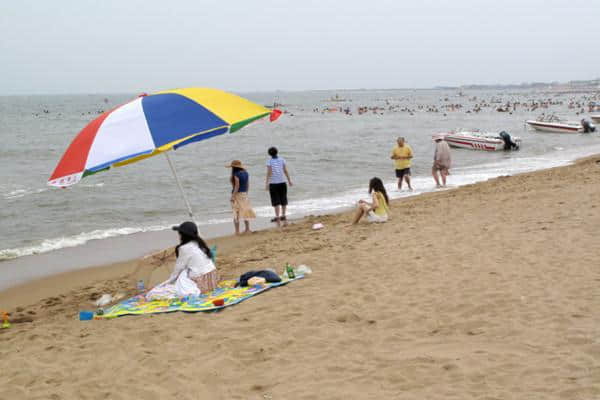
4,187,49,200
0,216,238,261
0,225,166,261
3,183,105,200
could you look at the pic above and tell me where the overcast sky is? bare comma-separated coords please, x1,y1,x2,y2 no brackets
1,0,599,95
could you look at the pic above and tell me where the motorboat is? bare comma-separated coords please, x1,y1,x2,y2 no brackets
591,114,600,124
438,130,521,151
526,114,596,133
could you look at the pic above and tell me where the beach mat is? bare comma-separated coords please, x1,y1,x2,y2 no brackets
96,276,304,319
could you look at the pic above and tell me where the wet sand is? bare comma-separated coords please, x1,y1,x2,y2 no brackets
1,156,599,399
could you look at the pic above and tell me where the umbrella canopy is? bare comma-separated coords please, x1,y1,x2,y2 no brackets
48,88,279,187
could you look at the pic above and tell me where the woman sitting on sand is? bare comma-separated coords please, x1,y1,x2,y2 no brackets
352,177,390,224
146,221,218,299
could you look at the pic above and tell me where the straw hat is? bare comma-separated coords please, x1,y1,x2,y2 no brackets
226,160,245,169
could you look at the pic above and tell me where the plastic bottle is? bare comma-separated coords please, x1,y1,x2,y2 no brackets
137,279,145,293
285,263,295,279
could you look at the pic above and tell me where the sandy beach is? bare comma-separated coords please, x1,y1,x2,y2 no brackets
1,156,599,399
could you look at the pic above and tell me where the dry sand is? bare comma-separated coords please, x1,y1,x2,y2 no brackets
1,156,599,400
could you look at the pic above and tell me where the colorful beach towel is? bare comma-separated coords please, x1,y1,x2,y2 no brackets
96,276,303,319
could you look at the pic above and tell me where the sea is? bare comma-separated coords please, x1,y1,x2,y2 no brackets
1,88,600,289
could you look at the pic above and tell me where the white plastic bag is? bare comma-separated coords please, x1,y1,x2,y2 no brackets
95,294,112,307
295,264,312,275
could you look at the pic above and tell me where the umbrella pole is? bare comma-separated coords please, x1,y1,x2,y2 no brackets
164,152,194,219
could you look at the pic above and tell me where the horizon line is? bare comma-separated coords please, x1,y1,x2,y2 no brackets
1,78,599,97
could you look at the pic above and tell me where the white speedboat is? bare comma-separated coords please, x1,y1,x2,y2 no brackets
439,130,521,151
526,115,595,133
526,119,581,133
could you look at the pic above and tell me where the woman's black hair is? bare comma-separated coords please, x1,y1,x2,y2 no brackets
268,147,278,158
175,232,213,260
368,177,389,205
230,166,244,186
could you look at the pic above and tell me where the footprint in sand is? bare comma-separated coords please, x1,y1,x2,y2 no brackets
335,312,361,323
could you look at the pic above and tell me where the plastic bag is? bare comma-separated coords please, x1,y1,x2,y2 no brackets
295,265,312,275
95,294,113,307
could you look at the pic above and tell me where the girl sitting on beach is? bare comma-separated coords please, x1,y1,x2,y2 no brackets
146,221,218,299
352,177,390,224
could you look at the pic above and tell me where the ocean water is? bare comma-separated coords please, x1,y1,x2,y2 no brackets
2,88,600,265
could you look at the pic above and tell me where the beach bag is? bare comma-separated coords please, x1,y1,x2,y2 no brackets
237,270,282,287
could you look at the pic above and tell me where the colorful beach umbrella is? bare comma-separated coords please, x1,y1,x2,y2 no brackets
48,87,281,217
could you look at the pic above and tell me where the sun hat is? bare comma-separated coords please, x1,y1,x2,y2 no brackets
172,221,199,237
432,133,445,141
226,160,244,169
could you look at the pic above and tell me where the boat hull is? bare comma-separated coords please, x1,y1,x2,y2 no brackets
526,120,581,133
591,115,600,124
443,133,521,151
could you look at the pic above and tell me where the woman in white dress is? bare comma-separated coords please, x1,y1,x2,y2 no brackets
146,221,218,299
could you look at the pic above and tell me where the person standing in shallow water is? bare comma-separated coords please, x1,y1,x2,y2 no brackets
390,136,413,190
432,135,451,188
228,160,256,235
265,147,293,227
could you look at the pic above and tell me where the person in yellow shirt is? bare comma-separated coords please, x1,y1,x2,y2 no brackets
390,137,413,190
352,177,390,224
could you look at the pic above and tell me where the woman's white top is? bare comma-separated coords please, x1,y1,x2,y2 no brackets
168,241,216,283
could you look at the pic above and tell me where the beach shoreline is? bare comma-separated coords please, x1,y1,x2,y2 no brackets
1,155,599,399
0,153,598,307
4,140,600,293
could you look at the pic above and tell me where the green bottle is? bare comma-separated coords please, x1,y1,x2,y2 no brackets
286,263,295,279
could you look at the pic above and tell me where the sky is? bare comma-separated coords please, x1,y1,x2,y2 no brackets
1,0,599,95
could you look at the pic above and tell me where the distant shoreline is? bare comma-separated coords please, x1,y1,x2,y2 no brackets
1,78,598,97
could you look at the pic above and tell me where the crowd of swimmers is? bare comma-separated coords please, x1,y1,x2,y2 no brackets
303,92,600,117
